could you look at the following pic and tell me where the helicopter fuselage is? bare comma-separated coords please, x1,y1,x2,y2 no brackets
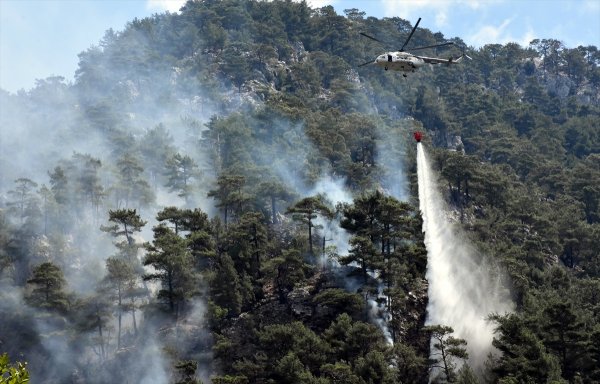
358,18,468,75
375,51,426,72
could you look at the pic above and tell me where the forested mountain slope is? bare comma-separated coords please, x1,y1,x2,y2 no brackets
0,1,599,383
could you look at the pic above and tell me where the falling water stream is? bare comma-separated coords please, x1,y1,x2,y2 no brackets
417,143,513,374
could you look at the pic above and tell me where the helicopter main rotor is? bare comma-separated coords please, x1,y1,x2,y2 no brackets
400,17,422,51
359,17,454,54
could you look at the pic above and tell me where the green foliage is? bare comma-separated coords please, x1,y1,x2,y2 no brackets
312,288,364,320
143,224,198,316
541,302,589,380
208,174,249,226
320,362,361,383
0,353,29,384
287,195,334,256
73,293,113,361
103,256,141,348
1,1,599,382
6,178,40,226
66,152,106,212
392,342,428,383
425,325,469,383
164,153,201,205
226,212,269,280
101,208,147,246
112,153,155,209
262,249,312,303
210,253,243,317
323,313,387,363
455,364,479,384
25,262,69,312
211,375,249,384
490,313,565,383
174,360,203,384
339,190,421,303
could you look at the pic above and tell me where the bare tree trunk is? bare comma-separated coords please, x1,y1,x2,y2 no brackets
117,286,122,349
98,319,105,360
308,219,313,255
271,195,277,224
132,306,138,335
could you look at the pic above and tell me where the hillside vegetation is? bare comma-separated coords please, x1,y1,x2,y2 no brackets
0,1,599,383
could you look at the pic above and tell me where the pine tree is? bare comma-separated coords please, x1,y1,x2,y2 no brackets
164,153,200,205
101,208,147,250
208,174,248,227
6,178,40,225
143,224,197,317
113,153,154,209
425,325,469,383
103,257,138,349
25,262,69,312
286,195,333,256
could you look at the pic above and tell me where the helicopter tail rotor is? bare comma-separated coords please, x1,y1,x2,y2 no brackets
448,52,472,64
458,44,473,60
454,49,473,63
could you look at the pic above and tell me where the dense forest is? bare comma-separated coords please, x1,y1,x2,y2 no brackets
1,0,599,383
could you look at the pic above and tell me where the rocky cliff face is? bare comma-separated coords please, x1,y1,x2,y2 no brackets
529,57,600,105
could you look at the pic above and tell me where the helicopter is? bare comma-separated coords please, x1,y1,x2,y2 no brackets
358,18,470,76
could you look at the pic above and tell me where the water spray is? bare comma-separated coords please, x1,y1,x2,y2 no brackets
417,142,512,374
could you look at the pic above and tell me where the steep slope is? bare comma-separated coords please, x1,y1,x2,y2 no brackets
0,1,599,383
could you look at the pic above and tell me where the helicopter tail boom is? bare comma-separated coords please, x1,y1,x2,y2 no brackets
451,55,463,63
417,53,470,65
449,53,473,64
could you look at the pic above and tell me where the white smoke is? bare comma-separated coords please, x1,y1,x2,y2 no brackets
310,175,352,257
137,337,170,384
366,270,394,345
308,176,395,345
310,176,352,205
375,121,410,201
417,143,513,373
368,300,393,344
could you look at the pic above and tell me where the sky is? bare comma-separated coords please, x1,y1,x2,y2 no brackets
0,0,598,93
